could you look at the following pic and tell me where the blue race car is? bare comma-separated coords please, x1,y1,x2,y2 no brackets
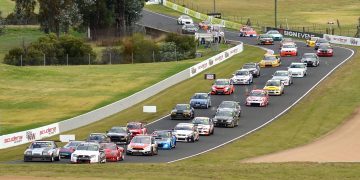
152,130,176,150
189,93,211,109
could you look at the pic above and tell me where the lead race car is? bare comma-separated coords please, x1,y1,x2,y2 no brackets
126,135,158,156
239,26,257,37
24,141,60,162
71,142,106,164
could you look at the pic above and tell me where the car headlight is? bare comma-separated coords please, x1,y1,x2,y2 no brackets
144,146,151,151
213,119,217,122
227,119,233,122
42,151,51,155
183,111,190,115
25,151,32,155
127,145,133,150
212,87,216,91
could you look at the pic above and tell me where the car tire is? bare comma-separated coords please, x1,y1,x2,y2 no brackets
236,120,239,127
50,155,54,162
55,154,60,161
191,136,195,143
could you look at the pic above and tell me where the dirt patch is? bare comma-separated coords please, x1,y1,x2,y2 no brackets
244,108,360,163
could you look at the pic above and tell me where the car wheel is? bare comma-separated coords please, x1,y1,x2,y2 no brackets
50,155,54,162
191,136,195,142
55,154,60,161
120,153,125,161
211,128,214,135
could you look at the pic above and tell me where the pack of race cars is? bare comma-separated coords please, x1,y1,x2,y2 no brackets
23,27,334,164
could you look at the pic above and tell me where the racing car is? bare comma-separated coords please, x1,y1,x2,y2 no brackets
24,141,60,162
152,130,176,149
182,24,199,34
59,141,83,159
306,36,320,47
198,20,211,30
170,104,195,120
301,53,320,67
288,62,308,77
192,117,214,136
239,26,257,37
86,133,110,143
126,122,147,137
126,135,158,156
245,89,269,107
280,38,295,48
314,38,330,50
258,34,274,45
259,54,281,68
263,79,285,96
217,101,242,117
231,69,253,85
189,93,211,109
272,70,293,86
211,79,234,95
71,142,106,163
212,109,239,128
173,123,200,142
100,142,125,162
280,42,298,57
317,44,334,57
242,62,261,77
106,126,132,145
177,15,193,25
266,30,283,41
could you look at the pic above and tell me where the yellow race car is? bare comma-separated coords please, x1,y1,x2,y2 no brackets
259,54,281,68
263,79,284,96
306,37,320,47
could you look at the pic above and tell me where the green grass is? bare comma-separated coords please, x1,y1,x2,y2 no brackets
163,0,360,36
0,45,265,162
0,43,229,135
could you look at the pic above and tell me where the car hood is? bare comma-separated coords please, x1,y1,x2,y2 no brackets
196,124,211,129
260,37,273,40
232,75,250,79
155,137,171,143
27,147,53,154
73,150,99,156
213,85,229,88
174,130,193,135
264,86,280,90
247,96,266,101
288,68,305,72
128,143,150,148
107,132,127,136
281,48,296,51
214,116,232,120
301,58,316,62
129,129,141,133
59,147,74,153
270,34,283,37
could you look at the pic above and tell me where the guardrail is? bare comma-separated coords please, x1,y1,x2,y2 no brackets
0,42,244,149
162,0,242,30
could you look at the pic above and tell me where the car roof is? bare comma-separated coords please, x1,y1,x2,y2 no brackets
176,123,194,126
251,89,267,92
275,70,288,73
193,117,210,120
127,122,142,125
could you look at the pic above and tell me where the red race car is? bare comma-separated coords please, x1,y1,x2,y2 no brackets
280,42,298,57
239,26,257,37
100,142,125,162
126,122,147,137
245,89,269,107
211,79,234,95
317,44,333,57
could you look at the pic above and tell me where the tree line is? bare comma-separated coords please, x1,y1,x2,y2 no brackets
7,0,146,38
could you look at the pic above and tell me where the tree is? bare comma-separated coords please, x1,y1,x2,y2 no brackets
124,0,145,26
13,0,37,24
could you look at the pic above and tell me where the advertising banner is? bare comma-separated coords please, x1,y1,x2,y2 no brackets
324,34,360,46
266,27,323,39
0,123,59,149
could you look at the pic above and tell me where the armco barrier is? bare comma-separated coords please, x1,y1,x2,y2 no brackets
0,42,243,149
162,0,242,30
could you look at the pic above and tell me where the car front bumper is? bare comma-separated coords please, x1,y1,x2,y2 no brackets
71,156,99,163
246,100,266,107
24,154,53,162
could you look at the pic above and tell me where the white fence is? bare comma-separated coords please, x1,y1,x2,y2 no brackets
0,43,244,149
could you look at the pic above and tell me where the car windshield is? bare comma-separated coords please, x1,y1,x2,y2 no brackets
290,64,305,68
216,110,233,117
175,104,188,110
192,94,207,99
302,54,315,58
214,80,229,85
267,31,279,34
235,71,249,76
76,144,99,151
266,80,280,86
127,124,141,129
193,118,209,125
100,143,116,150
243,64,256,69
153,131,171,138
64,141,81,148
219,102,236,109
274,71,288,76
174,125,192,131
109,127,127,133
30,142,52,149
88,134,105,141
282,44,295,48
131,136,151,144
260,35,272,38
250,91,265,97
264,56,276,61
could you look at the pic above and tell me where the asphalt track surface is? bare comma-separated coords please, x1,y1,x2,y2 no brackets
15,10,354,164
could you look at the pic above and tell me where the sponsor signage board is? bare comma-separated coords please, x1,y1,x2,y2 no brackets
324,34,360,46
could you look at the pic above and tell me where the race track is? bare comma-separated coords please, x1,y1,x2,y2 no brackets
13,10,354,164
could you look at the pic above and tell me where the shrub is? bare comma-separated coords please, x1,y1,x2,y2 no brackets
100,47,123,64
3,48,24,66
165,33,196,60
159,42,178,61
120,34,158,63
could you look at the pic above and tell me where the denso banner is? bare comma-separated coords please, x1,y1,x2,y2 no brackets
190,44,243,77
0,123,59,149
324,34,360,46
266,27,323,39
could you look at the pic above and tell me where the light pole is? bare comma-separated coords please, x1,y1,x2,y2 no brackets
213,0,216,13
275,0,278,28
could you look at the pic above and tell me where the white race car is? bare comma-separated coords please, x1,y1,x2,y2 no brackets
177,15,193,25
288,63,308,78
71,142,106,163
173,123,200,142
231,69,253,85
272,70,293,86
192,117,214,136
24,141,60,162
